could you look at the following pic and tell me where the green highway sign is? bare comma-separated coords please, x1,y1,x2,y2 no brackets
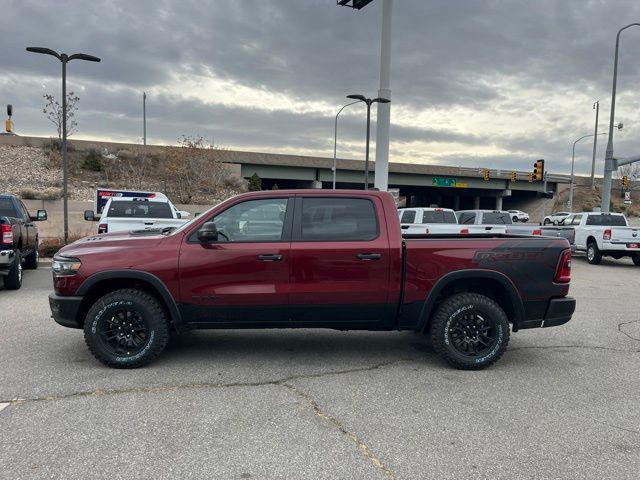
431,177,467,188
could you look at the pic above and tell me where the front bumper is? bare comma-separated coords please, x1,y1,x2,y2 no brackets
518,296,576,330
0,249,15,274
49,293,84,329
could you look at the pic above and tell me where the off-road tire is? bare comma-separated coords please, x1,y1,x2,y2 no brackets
586,241,602,265
23,241,39,270
632,254,640,266
5,252,22,290
430,293,510,370
84,289,169,368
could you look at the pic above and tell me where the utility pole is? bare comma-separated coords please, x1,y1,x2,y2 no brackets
590,100,599,189
143,92,147,146
374,0,393,191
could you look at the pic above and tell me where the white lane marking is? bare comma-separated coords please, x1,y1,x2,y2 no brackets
0,402,9,413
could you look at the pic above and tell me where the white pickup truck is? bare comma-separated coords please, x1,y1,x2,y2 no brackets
398,207,463,235
572,212,640,265
84,193,190,234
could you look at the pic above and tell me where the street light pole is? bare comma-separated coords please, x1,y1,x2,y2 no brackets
26,47,101,244
143,92,147,146
570,134,605,211
601,23,640,212
590,100,599,189
347,94,391,190
333,100,360,189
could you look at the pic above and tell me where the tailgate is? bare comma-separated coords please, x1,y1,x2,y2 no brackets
610,227,640,245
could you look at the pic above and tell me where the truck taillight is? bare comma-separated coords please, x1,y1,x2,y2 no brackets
460,228,469,235
1,224,13,244
98,223,108,234
603,228,611,240
555,249,572,283
532,229,542,236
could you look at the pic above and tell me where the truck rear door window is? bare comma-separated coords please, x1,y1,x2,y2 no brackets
301,197,378,241
586,214,626,226
400,210,416,223
422,211,457,224
0,199,18,218
482,212,512,224
107,201,174,219
457,212,476,225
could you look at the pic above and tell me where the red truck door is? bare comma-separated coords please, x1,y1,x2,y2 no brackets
178,197,292,326
289,195,393,327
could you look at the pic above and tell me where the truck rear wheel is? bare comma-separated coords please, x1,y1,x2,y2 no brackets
430,293,510,370
84,289,169,368
586,241,602,265
632,254,640,266
4,252,22,290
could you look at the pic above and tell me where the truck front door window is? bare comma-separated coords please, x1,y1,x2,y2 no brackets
210,198,288,243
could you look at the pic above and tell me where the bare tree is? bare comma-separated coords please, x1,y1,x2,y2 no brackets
42,92,80,141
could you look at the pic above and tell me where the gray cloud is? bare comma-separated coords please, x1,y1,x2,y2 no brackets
3,0,640,175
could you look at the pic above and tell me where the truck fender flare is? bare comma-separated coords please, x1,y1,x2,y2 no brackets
76,270,184,330
417,269,526,332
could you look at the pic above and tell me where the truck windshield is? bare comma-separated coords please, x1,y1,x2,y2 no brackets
0,199,18,218
586,214,627,226
107,201,173,219
422,211,457,224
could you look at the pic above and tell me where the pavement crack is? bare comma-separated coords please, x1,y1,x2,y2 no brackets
618,320,640,342
3,358,413,407
591,418,640,436
281,382,396,480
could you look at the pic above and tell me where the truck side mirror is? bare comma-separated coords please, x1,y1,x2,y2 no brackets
36,209,47,221
84,210,96,221
197,222,219,243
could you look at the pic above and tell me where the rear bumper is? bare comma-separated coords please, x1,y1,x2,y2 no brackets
518,297,576,330
0,249,15,273
601,241,640,253
48,293,84,329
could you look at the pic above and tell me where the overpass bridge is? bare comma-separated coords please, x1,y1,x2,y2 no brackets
222,150,569,210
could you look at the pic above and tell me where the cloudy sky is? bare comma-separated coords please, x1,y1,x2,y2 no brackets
3,0,640,175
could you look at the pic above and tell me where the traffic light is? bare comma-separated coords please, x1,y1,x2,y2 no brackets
511,171,517,181
527,172,533,183
483,169,490,181
533,159,545,181
622,175,629,189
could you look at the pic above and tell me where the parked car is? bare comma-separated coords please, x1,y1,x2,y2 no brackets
398,207,462,235
508,210,529,222
572,212,640,265
0,194,47,289
543,211,571,225
50,189,575,370
84,192,190,234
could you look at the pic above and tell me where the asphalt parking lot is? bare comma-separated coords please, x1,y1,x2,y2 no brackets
1,257,639,479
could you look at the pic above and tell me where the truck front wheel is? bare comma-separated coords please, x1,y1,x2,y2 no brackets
84,289,170,368
430,293,510,370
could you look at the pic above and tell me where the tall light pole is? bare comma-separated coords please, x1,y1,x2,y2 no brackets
601,23,640,212
590,100,599,189
143,92,147,146
347,94,391,189
570,133,606,211
333,100,361,189
26,47,101,244
337,0,394,191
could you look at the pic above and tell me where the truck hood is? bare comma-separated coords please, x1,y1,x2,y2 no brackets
57,230,168,258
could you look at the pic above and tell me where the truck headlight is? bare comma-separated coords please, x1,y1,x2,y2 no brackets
52,256,82,276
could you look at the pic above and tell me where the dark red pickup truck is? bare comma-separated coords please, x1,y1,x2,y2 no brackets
49,190,575,369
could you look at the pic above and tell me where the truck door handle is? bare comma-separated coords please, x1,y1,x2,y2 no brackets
144,222,154,225
257,254,283,261
357,253,381,260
